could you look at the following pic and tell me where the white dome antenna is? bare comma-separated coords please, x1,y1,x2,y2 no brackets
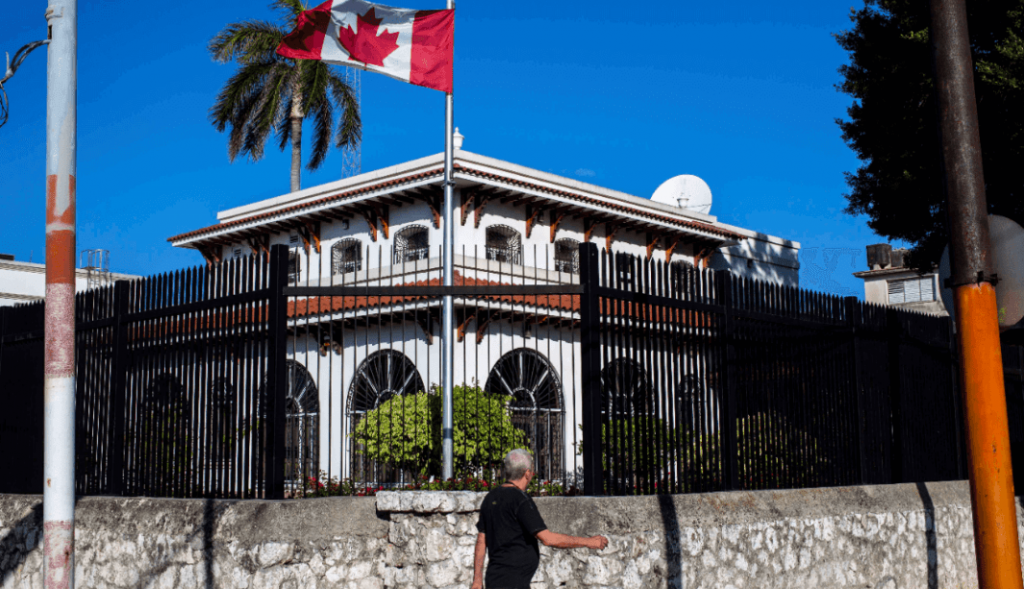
651,175,713,214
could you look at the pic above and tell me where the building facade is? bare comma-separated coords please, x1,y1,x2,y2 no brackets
0,253,137,307
853,244,947,316
169,149,801,483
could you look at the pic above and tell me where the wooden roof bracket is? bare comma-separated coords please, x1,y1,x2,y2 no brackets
476,310,500,344
456,312,475,343
196,244,223,266
605,223,619,252
361,208,379,242
474,192,492,229
525,205,542,239
247,234,270,256
416,313,434,345
549,209,566,243
460,188,477,226
695,242,718,269
414,186,443,229
584,218,597,243
301,220,322,254
665,235,681,263
646,233,661,260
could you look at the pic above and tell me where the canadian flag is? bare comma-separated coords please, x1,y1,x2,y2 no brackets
277,0,453,93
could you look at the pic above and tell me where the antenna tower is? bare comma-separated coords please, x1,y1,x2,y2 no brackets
80,249,111,290
340,68,362,179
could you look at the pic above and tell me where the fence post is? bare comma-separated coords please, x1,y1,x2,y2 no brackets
887,308,904,484
845,296,869,485
717,270,740,491
266,245,290,499
579,242,604,496
107,281,131,495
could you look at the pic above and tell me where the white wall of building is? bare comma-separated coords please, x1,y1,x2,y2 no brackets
0,258,138,307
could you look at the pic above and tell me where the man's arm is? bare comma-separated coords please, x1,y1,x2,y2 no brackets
471,532,486,589
535,530,608,550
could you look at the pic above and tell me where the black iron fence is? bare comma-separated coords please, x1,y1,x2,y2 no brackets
577,243,965,495
0,242,1017,498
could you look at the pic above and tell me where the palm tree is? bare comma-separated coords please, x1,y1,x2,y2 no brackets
209,0,360,192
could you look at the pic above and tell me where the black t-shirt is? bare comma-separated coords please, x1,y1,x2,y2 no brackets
476,485,548,589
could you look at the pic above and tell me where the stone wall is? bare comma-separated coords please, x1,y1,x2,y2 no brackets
1,481,1020,588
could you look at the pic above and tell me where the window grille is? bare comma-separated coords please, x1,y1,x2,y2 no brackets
669,260,696,295
332,239,363,274
887,277,935,304
485,225,522,266
287,251,300,285
392,225,430,265
289,234,299,245
554,238,580,274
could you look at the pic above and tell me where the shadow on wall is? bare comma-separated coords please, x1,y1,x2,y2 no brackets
916,482,939,589
0,498,223,589
0,501,42,586
657,494,682,589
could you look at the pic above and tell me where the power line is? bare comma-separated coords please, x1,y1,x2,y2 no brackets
0,40,49,129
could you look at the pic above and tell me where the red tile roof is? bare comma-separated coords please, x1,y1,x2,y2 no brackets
168,161,744,246
167,168,444,243
455,164,744,241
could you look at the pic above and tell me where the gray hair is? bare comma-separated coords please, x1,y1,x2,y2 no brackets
503,449,534,481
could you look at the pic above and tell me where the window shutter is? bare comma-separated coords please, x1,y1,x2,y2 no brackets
920,277,934,301
905,278,922,302
888,280,905,304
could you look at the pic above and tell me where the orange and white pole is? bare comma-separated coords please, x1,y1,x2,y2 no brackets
43,0,77,586
928,0,1023,587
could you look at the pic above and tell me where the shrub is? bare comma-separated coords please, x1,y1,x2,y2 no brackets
350,384,529,477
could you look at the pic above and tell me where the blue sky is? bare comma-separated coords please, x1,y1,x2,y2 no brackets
0,0,894,297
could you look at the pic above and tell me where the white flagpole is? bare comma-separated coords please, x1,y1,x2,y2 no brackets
441,0,455,480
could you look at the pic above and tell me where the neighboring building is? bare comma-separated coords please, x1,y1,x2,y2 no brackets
853,244,947,316
168,146,801,482
0,252,138,307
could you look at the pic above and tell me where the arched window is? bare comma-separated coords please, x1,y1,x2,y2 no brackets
601,358,652,417
132,372,189,495
554,238,580,274
485,225,522,266
485,349,564,480
332,239,363,274
347,350,425,482
284,361,319,488
393,225,430,265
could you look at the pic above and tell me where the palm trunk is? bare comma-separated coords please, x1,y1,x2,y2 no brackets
290,84,303,193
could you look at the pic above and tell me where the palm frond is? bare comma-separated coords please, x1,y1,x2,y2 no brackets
208,21,286,65
303,61,336,171
272,0,308,20
276,95,295,152
242,65,294,161
327,67,361,149
209,59,279,131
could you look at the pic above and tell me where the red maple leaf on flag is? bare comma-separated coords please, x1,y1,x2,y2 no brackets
336,8,400,67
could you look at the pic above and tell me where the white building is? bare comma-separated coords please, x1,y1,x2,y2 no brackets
168,147,801,482
852,244,947,316
0,253,138,307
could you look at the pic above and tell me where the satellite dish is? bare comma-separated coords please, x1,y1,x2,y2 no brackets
939,214,1024,328
651,175,713,214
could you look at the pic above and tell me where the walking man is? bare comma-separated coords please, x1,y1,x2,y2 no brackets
471,449,608,589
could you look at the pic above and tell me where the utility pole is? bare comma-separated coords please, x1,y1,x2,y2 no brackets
43,0,77,586
928,1,1023,588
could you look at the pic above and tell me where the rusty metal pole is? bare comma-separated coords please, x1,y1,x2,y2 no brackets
43,0,77,586
928,1,1024,587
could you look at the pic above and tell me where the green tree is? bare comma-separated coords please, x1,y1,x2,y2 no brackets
350,385,530,476
208,0,360,192
836,0,1024,267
